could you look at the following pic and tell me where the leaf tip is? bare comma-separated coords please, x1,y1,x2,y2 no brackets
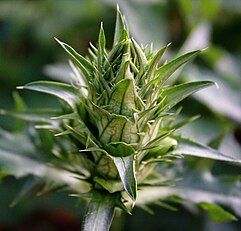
54,37,65,48
54,37,61,43
16,86,24,90
116,3,120,12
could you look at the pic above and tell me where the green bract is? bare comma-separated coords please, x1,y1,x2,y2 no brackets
1,7,241,231
20,15,212,200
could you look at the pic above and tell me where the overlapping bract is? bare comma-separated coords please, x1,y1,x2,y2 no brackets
1,8,241,230
15,9,214,204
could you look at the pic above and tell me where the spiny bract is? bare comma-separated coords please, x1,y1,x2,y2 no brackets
16,9,213,210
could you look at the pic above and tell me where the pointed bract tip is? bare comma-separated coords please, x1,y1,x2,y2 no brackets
54,132,63,137
131,37,138,44
193,114,201,119
16,86,24,89
54,37,63,45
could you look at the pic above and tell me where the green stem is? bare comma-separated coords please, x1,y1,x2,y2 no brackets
81,191,116,231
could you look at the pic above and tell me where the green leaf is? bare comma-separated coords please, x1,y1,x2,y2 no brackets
0,149,46,177
160,81,214,111
131,38,148,69
0,109,60,123
112,155,137,200
13,91,26,131
17,81,82,109
171,115,200,130
54,37,94,73
114,60,130,84
94,177,123,193
143,50,201,93
154,200,177,212
97,22,106,70
198,202,237,222
137,171,241,217
143,137,177,160
172,137,241,164
107,79,136,117
0,149,91,193
208,133,226,149
156,50,201,85
87,138,137,199
182,65,241,123
106,142,135,157
82,191,116,231
113,5,128,45
146,44,169,81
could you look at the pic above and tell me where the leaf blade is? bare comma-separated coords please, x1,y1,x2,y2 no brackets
113,155,137,200
55,37,94,73
172,136,241,164
198,202,237,222
160,81,214,111
82,191,116,231
156,50,201,85
18,81,81,109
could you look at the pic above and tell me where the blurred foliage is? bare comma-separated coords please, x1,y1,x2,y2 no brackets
0,0,241,230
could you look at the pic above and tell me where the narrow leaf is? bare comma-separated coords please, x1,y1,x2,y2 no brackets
136,171,241,217
113,155,137,200
55,38,94,73
82,191,116,231
13,91,26,131
143,50,201,93
131,38,148,69
146,44,169,81
160,81,214,111
113,5,128,45
18,81,81,109
0,149,91,193
94,177,123,193
0,109,60,123
198,202,237,222
98,22,106,70
172,137,241,164
171,115,200,130
156,50,201,85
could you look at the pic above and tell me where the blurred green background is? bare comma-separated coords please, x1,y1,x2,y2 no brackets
0,0,241,230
